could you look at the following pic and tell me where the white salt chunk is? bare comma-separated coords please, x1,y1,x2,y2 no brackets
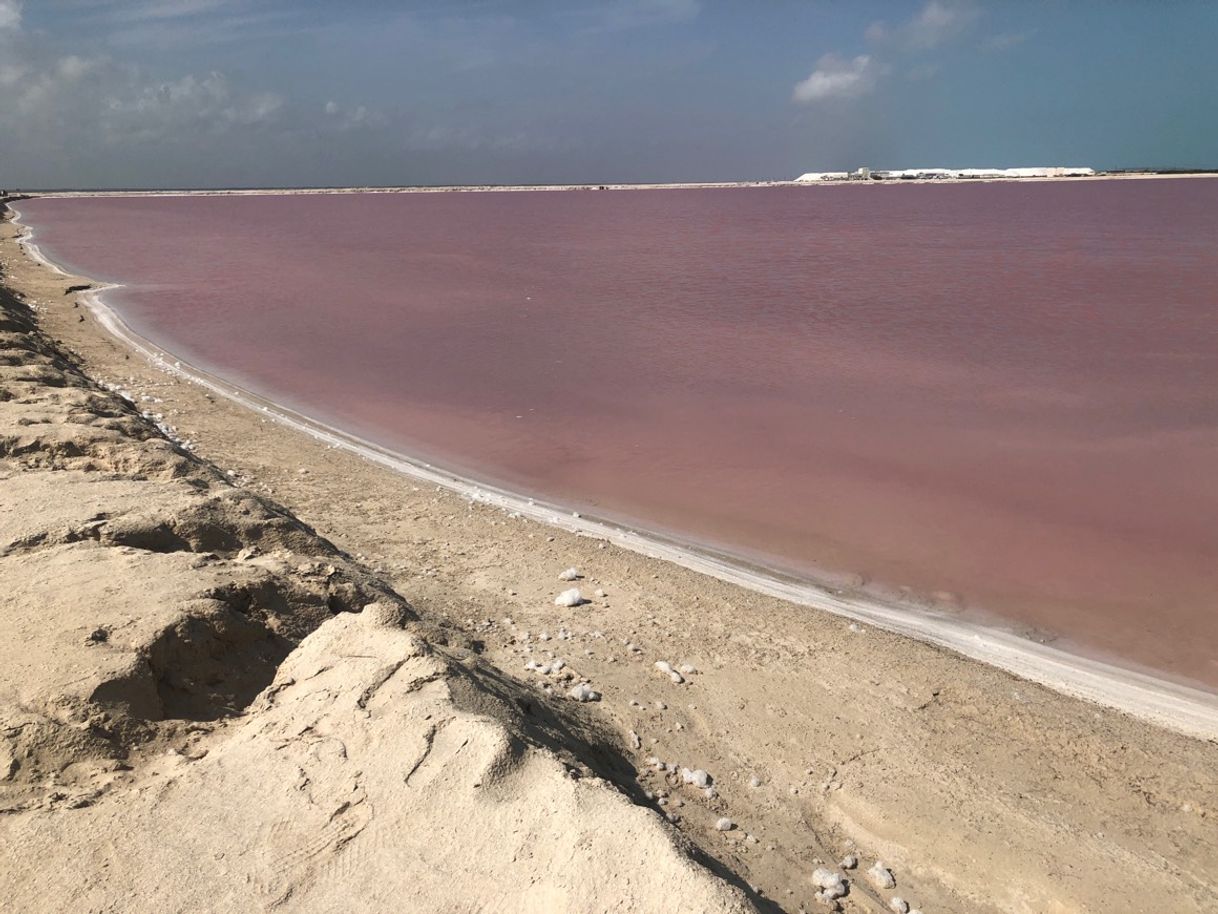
568,683,600,702
559,567,582,581
748,774,762,789
840,854,858,869
654,661,684,684
681,768,711,789
889,898,909,914
555,588,586,607
715,817,734,831
868,861,896,890
811,868,848,899
678,663,698,675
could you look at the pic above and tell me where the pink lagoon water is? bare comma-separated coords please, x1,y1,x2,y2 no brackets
18,181,1218,687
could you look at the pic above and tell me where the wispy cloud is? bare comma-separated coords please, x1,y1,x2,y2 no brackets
793,0,980,105
0,0,21,30
322,100,387,132
865,0,980,51
792,54,882,103
0,5,287,154
103,0,241,22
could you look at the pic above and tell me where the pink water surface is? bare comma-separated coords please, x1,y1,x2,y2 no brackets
18,181,1218,686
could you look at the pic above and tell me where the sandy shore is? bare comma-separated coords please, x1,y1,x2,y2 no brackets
14,170,1216,200
3,201,1218,913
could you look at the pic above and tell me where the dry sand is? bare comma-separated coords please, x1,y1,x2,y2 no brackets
2,201,1218,914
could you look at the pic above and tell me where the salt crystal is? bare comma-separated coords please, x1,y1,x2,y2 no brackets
681,768,711,789
678,663,698,675
811,868,848,899
654,661,684,684
559,567,582,581
889,898,909,914
840,854,858,870
748,774,762,789
555,588,586,607
568,683,600,702
868,862,896,890
715,817,734,831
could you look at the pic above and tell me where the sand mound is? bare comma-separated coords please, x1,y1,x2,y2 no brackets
2,612,754,912
0,252,756,912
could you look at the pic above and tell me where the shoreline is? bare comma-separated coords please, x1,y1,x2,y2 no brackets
11,202,1218,741
11,170,1218,199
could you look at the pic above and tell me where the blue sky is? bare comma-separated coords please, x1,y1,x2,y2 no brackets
1,1,1215,188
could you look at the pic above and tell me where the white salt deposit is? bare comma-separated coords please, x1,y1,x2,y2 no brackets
715,817,734,831
554,588,586,607
840,854,858,870
748,774,762,789
868,861,896,890
568,683,601,702
681,768,711,789
654,661,685,684
889,898,909,914
559,567,582,581
678,663,698,675
811,868,848,899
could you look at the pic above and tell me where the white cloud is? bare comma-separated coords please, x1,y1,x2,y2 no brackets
792,54,880,103
99,72,283,141
322,99,386,131
104,0,239,22
793,1,981,106
0,0,21,30
866,1,979,52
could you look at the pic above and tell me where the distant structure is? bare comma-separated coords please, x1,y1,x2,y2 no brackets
795,172,849,182
795,165,1095,183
